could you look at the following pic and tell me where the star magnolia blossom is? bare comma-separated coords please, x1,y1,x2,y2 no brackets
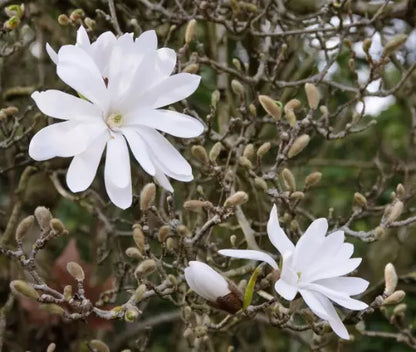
29,27,203,209
219,205,369,339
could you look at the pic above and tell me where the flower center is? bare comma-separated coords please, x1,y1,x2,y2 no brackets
106,112,123,130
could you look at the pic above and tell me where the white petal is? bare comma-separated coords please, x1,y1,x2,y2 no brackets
46,43,58,64
218,249,278,270
121,127,156,176
66,131,109,192
134,30,158,51
76,26,90,47
104,174,132,209
267,204,295,254
314,277,369,296
104,133,131,188
29,121,106,161
90,31,117,76
155,48,176,77
136,73,201,110
274,279,298,300
153,167,174,192
31,90,101,121
185,261,230,302
300,289,350,340
136,127,193,179
57,45,109,114
125,109,204,138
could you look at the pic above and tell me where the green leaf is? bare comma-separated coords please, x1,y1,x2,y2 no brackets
243,266,260,309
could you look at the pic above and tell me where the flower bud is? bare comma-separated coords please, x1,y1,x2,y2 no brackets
224,191,248,207
70,9,85,22
4,15,20,30
63,285,72,301
363,38,372,53
34,206,52,231
89,340,110,352
132,224,145,254
256,142,271,158
243,144,255,160
135,259,157,279
184,200,210,211
384,263,398,296
5,4,23,19
166,237,176,251
254,177,267,191
158,225,170,242
140,183,156,211
209,142,222,162
185,261,242,313
288,134,310,158
15,215,34,241
125,247,142,259
185,19,197,44
66,262,85,281
385,200,403,224
249,103,257,116
183,63,199,74
46,343,56,352
40,303,65,316
396,183,405,198
382,34,407,57
125,307,140,322
290,191,304,200
211,90,220,108
239,156,253,169
231,79,244,98
135,283,147,302
282,168,296,192
304,83,320,110
191,145,209,164
285,99,301,112
232,58,241,71
57,14,70,25
393,303,407,316
230,235,237,247
4,106,18,116
84,17,96,31
374,226,385,240
304,172,322,188
354,192,367,207
10,280,39,300
50,218,66,235
258,95,281,121
383,290,405,305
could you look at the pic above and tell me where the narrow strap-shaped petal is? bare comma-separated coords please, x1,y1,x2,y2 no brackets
46,43,58,64
218,249,278,270
314,277,369,296
153,166,174,192
267,204,295,254
104,173,132,210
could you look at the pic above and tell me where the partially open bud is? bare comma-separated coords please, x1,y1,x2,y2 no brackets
185,261,242,313
287,134,310,158
66,262,85,281
4,15,20,30
158,225,170,242
135,259,157,279
385,200,403,224
257,142,271,158
304,172,322,188
382,34,407,57
10,280,39,301
384,263,398,296
191,145,209,164
89,340,110,352
140,183,156,211
282,168,296,192
224,191,248,207
383,290,405,305
15,215,34,241
209,142,222,162
304,83,320,109
34,206,52,232
354,192,367,208
258,95,281,121
185,19,197,44
231,79,245,98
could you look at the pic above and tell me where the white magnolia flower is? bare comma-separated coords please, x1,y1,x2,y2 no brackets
219,205,369,339
184,261,242,313
30,27,203,209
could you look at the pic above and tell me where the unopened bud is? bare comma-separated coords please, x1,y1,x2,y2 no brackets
385,200,403,224
239,156,252,169
282,168,296,192
69,8,85,22
135,259,157,279
304,172,322,188
185,19,197,44
40,303,65,316
256,142,271,158
243,144,255,160
374,226,385,240
393,303,407,316
232,58,241,71
4,106,18,116
15,215,34,241
382,34,407,57
140,183,156,211
211,90,220,108
34,206,52,231
290,191,305,200
224,191,248,207
125,307,140,322
288,134,310,158
209,142,222,162
125,247,142,259
177,225,191,237
158,225,170,242
254,177,268,191
258,95,281,121
249,103,257,116
66,262,85,281
57,14,70,25
183,63,199,74
354,192,367,207
183,327,194,340
63,285,72,301
396,183,405,198
363,38,372,53
46,343,56,352
132,224,145,254
384,263,398,296
10,280,39,300
84,17,96,31
184,200,210,211
230,234,237,247
383,290,405,305
166,237,176,251
285,99,301,112
231,79,244,97
191,145,209,164
89,340,110,352
135,284,147,302
50,218,66,235
304,83,320,110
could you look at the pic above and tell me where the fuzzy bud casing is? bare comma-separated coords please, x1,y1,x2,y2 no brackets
15,215,34,241
304,83,320,109
135,259,157,279
10,280,39,300
304,172,322,188
66,262,85,281
34,206,52,231
282,168,296,192
191,145,209,164
140,183,156,211
258,95,281,121
288,134,310,158
224,191,248,207
383,290,405,305
185,19,197,44
384,263,398,296
209,142,222,162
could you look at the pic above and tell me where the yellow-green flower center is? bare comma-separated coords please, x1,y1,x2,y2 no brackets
106,112,123,130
